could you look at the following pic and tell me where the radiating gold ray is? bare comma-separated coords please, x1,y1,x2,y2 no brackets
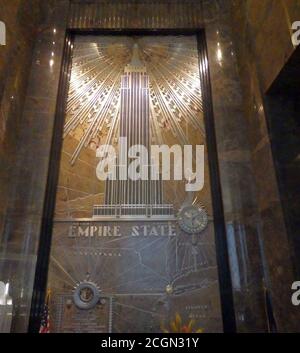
64,36,204,165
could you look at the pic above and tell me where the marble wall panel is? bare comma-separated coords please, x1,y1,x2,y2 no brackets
0,0,70,332
0,0,42,255
230,0,300,332
232,0,300,93
202,0,267,332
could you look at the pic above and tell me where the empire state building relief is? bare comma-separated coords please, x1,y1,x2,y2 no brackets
47,35,223,333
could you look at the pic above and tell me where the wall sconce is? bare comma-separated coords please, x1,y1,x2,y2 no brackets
217,43,223,64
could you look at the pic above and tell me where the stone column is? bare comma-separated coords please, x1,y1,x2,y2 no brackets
0,0,69,333
202,0,268,332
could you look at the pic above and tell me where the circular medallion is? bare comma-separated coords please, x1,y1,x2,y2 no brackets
178,204,208,234
73,282,100,310
79,286,94,303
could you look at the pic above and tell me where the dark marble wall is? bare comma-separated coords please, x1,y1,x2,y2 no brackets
1,0,299,332
264,86,300,275
0,0,42,255
230,0,300,93
0,0,70,332
202,0,268,332
230,0,300,332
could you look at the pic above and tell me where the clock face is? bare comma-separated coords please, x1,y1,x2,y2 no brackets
178,205,208,234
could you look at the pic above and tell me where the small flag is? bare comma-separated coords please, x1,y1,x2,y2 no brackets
39,289,51,334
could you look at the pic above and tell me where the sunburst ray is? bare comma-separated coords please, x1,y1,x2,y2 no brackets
64,36,203,165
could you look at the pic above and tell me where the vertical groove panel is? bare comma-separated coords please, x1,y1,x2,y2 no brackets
68,1,204,29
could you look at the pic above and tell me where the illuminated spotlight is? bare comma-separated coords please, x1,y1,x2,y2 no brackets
217,47,222,62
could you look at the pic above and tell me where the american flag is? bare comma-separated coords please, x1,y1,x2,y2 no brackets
39,290,51,334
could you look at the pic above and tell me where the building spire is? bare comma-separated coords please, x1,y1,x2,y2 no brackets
125,43,146,73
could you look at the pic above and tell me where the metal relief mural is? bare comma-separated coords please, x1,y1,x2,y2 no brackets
47,35,223,333
65,36,204,165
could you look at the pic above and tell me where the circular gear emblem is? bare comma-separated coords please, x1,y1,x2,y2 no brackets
178,204,208,234
73,282,101,310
